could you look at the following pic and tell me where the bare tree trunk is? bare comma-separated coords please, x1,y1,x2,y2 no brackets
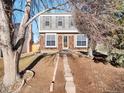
1,0,66,87
0,25,19,87
2,0,32,87
2,47,17,86
2,49,20,87
0,0,18,86
0,0,22,87
0,30,18,87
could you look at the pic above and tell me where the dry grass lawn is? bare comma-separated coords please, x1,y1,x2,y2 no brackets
20,54,56,93
0,54,38,81
0,59,3,80
19,55,39,72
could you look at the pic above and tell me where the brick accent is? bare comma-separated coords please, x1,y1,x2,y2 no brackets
58,34,62,50
40,34,45,49
39,33,88,52
69,35,74,49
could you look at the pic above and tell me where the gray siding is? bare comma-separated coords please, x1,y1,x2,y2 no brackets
40,15,75,30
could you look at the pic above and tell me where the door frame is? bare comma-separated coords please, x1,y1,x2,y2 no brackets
62,35,69,49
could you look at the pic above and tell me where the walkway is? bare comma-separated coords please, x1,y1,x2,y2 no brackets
63,54,76,93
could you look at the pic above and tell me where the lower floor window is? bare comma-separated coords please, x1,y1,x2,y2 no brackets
47,41,55,46
46,34,56,47
76,34,87,47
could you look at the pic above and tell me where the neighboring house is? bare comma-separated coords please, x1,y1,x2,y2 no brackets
14,23,32,53
39,13,88,53
32,43,40,53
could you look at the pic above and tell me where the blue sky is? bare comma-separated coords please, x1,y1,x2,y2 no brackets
13,0,68,43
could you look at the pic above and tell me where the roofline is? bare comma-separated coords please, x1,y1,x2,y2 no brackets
40,13,72,16
40,32,80,34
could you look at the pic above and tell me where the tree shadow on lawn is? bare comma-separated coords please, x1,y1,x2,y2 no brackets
20,53,47,77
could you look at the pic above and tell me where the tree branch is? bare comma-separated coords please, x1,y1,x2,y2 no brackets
25,8,54,27
13,9,24,13
40,0,48,9
14,1,69,52
15,0,32,53
25,1,69,27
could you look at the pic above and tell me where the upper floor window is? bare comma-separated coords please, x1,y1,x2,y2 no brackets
58,21,62,26
71,21,74,26
44,16,52,28
69,16,74,28
45,21,50,26
56,16,65,28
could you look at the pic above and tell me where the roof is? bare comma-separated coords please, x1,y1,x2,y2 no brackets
39,29,79,34
40,13,72,16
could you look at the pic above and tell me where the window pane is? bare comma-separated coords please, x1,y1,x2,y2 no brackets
45,21,49,26
64,36,67,42
71,21,73,26
50,35,55,41
64,36,67,47
51,41,55,46
82,41,86,46
47,41,51,46
58,21,62,26
82,36,86,40
77,41,82,46
47,35,51,40
77,35,82,40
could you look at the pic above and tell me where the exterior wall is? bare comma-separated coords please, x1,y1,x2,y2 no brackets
39,34,58,53
40,34,45,49
69,35,74,49
39,33,88,53
58,34,62,50
39,13,88,53
39,13,78,33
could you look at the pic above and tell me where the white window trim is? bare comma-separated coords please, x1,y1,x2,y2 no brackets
74,34,88,48
45,33,58,48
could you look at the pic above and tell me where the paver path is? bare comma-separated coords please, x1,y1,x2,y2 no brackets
63,54,76,93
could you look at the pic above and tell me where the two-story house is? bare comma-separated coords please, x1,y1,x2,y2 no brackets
39,13,88,52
